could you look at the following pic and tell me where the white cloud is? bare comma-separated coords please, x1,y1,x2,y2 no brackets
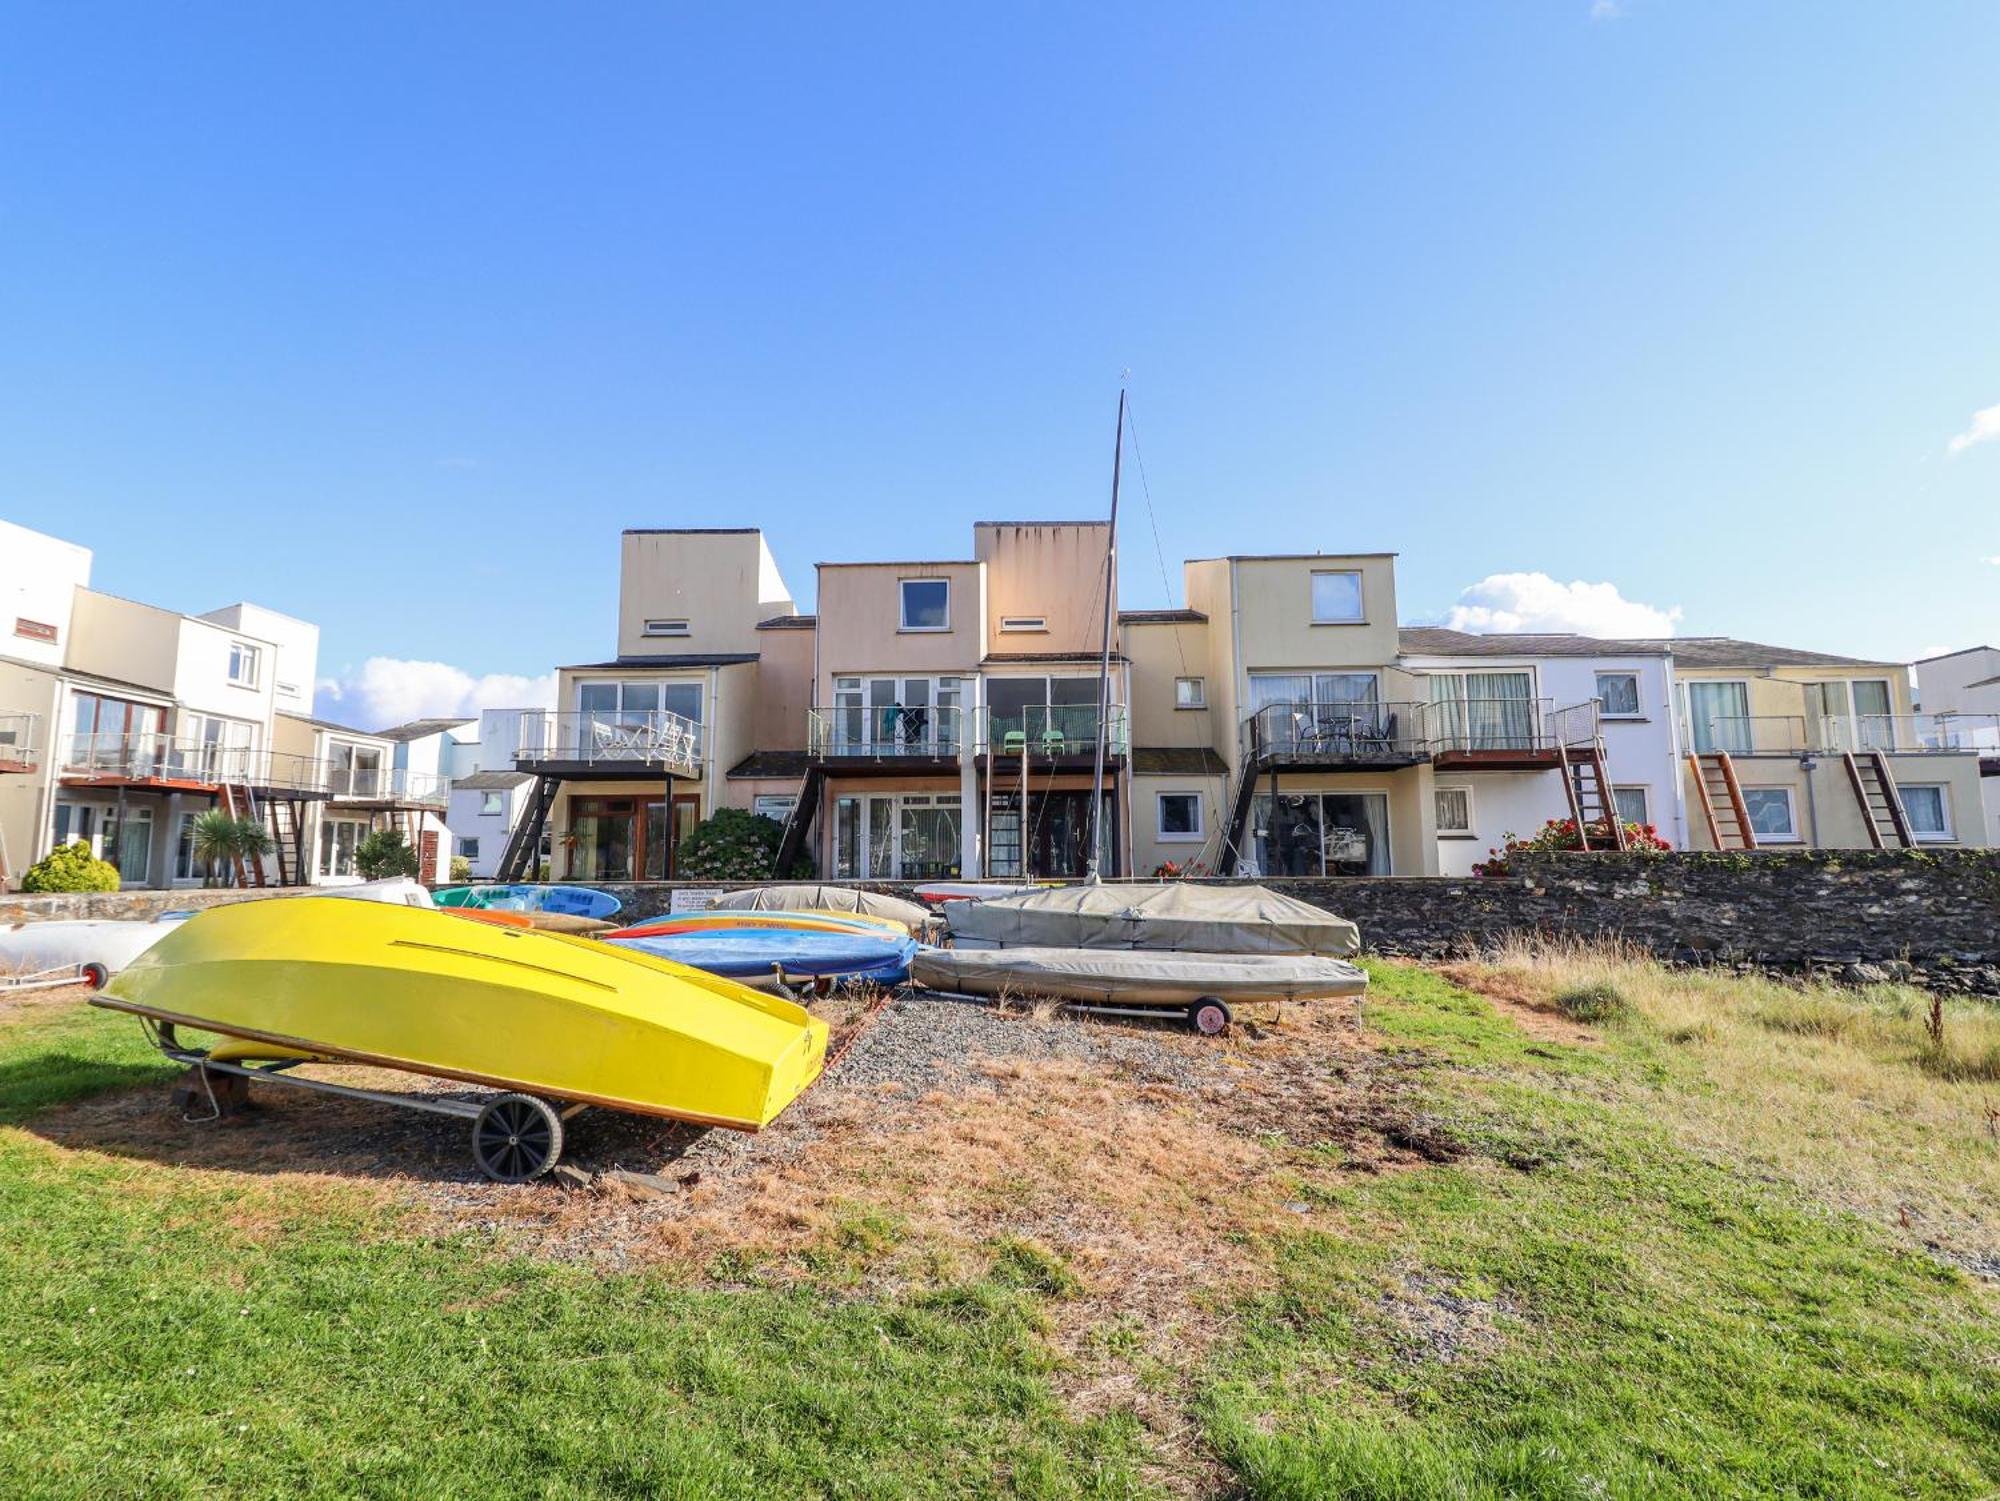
1444,572,1681,638
1947,402,2000,456
1984,555,2000,566
315,657,557,729
1590,0,1624,18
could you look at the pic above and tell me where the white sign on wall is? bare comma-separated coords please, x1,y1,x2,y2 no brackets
668,887,728,914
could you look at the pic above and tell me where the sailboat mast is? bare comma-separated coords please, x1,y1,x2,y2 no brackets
1085,387,1125,883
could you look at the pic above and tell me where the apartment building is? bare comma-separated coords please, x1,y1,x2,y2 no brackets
1670,639,1993,852
0,519,452,891
1913,647,2000,845
447,709,544,878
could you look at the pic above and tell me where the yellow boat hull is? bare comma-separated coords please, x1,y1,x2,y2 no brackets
97,897,828,1131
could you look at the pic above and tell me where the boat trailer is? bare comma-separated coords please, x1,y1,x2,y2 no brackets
147,1020,586,1184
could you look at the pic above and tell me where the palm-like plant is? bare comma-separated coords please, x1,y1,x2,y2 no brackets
189,810,272,886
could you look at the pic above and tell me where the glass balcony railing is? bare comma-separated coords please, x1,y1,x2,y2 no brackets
1823,713,2000,756
1680,716,1810,756
809,704,965,758
55,733,448,807
514,709,704,776
0,711,41,769
983,704,1128,760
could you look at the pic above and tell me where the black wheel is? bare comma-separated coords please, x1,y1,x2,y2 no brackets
472,1093,563,1183
80,962,110,991
1188,998,1233,1037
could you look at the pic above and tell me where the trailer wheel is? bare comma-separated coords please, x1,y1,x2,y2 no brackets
472,1093,564,1183
1188,998,1233,1037
80,962,110,991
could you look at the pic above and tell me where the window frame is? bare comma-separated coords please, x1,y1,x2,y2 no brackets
1594,671,1643,719
642,618,691,638
898,578,951,633
1155,791,1205,843
479,791,505,816
1434,785,1475,838
1740,786,1799,843
227,641,260,688
1308,570,1366,625
1612,785,1650,828
457,836,481,859
998,615,1047,633
1898,783,1953,842
1174,676,1206,709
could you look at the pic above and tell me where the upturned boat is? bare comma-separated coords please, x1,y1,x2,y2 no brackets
944,882,1360,955
605,925,919,986
95,897,827,1132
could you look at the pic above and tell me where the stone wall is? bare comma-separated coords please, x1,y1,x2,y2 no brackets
7,850,1997,993
0,888,273,924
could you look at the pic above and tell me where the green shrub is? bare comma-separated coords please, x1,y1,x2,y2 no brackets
673,808,811,881
1552,981,1629,1024
355,828,420,880
20,841,120,893
449,855,473,883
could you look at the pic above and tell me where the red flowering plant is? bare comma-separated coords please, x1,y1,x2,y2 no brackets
1472,816,1670,876
1152,857,1213,878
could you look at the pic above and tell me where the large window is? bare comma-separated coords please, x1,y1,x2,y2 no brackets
1157,792,1203,842
831,675,963,754
1429,671,1535,750
1595,672,1641,718
1684,681,1752,755
987,676,1103,754
899,579,950,631
1741,787,1797,842
1309,571,1364,624
327,740,385,797
67,693,167,769
318,816,373,877
182,713,255,779
1434,786,1474,836
831,793,962,879
1253,791,1391,876
1899,785,1952,841
579,679,702,723
174,810,220,883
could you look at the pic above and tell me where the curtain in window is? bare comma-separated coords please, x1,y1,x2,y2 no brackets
1687,682,1750,754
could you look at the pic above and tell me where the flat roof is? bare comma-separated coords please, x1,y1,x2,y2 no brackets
971,519,1110,528
559,653,760,670
1119,608,1207,625
756,614,817,630
816,560,980,570
1913,645,1998,664
1189,551,1400,563
622,527,760,536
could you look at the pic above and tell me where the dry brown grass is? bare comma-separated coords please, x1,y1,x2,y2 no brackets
1444,936,2000,1271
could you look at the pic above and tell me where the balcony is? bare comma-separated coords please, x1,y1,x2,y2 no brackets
1681,716,1811,757
0,712,39,773
513,709,703,781
55,735,450,808
809,704,966,763
1240,701,1430,772
321,763,450,810
1429,698,1602,770
1821,713,2000,757
981,704,1128,764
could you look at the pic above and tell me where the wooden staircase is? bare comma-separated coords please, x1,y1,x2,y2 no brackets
263,796,309,885
219,783,268,887
1687,751,1756,850
774,764,826,876
1558,740,1627,850
1842,751,1913,849
496,775,559,881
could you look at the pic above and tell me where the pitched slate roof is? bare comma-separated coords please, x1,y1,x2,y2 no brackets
1118,609,1208,625
756,614,817,631
278,709,386,739
727,750,815,779
1397,628,1889,669
377,716,475,743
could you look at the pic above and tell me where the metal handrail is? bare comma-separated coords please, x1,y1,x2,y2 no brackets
0,710,41,767
1823,713,2000,755
982,704,1128,759
809,703,966,758
55,733,449,806
514,709,703,776
1241,700,1428,760
1424,696,1604,754
1681,715,1809,755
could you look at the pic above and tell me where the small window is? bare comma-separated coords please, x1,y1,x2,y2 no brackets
1612,786,1650,827
15,618,58,643
1595,672,1641,717
1175,677,1206,709
479,791,505,816
1742,787,1798,842
1435,787,1473,835
1157,792,1204,841
276,680,300,698
753,794,798,823
999,616,1047,633
227,642,259,687
1900,784,1952,841
457,837,480,859
1309,571,1364,624
900,579,950,631
643,619,691,638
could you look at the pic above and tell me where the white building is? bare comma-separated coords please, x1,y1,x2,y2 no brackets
1913,646,2000,847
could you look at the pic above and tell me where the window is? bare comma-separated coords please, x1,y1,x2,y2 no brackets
227,642,259,687
830,675,963,754
1684,680,1752,754
1595,672,1641,717
986,675,1105,754
1175,677,1206,709
479,791,505,816
999,616,1046,633
753,794,798,823
1741,788,1798,842
174,810,216,883
1253,791,1391,876
1429,671,1534,750
327,741,385,797
1157,792,1203,841
318,816,372,877
1434,787,1474,836
642,619,691,638
457,836,481,859
579,679,703,724
831,793,963,878
1309,570,1364,624
182,713,255,779
899,578,950,631
1899,785,1952,841
1613,786,1650,828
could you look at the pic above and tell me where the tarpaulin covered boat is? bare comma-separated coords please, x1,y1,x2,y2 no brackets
606,925,919,986
607,909,908,941
701,884,935,933
433,884,622,920
95,897,827,1132
943,882,1360,956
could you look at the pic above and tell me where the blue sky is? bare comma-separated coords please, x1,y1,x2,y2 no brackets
2,3,1997,725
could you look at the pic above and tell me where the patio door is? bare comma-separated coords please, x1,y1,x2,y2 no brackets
1430,672,1532,750
1686,682,1751,754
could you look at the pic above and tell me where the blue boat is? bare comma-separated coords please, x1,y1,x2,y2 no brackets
606,926,918,985
434,884,623,920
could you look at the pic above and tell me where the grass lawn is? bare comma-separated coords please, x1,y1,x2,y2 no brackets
2,952,1997,1498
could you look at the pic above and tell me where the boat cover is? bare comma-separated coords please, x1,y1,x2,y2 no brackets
704,884,935,932
943,882,1360,956
608,926,919,984
911,946,1368,1006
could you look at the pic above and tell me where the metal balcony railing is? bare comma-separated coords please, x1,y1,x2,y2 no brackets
0,711,40,770
1241,701,1429,762
1426,697,1603,756
514,709,703,777
983,704,1128,760
55,733,449,807
809,703,966,758
1823,713,2000,756
323,763,451,808
1681,715,1810,756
